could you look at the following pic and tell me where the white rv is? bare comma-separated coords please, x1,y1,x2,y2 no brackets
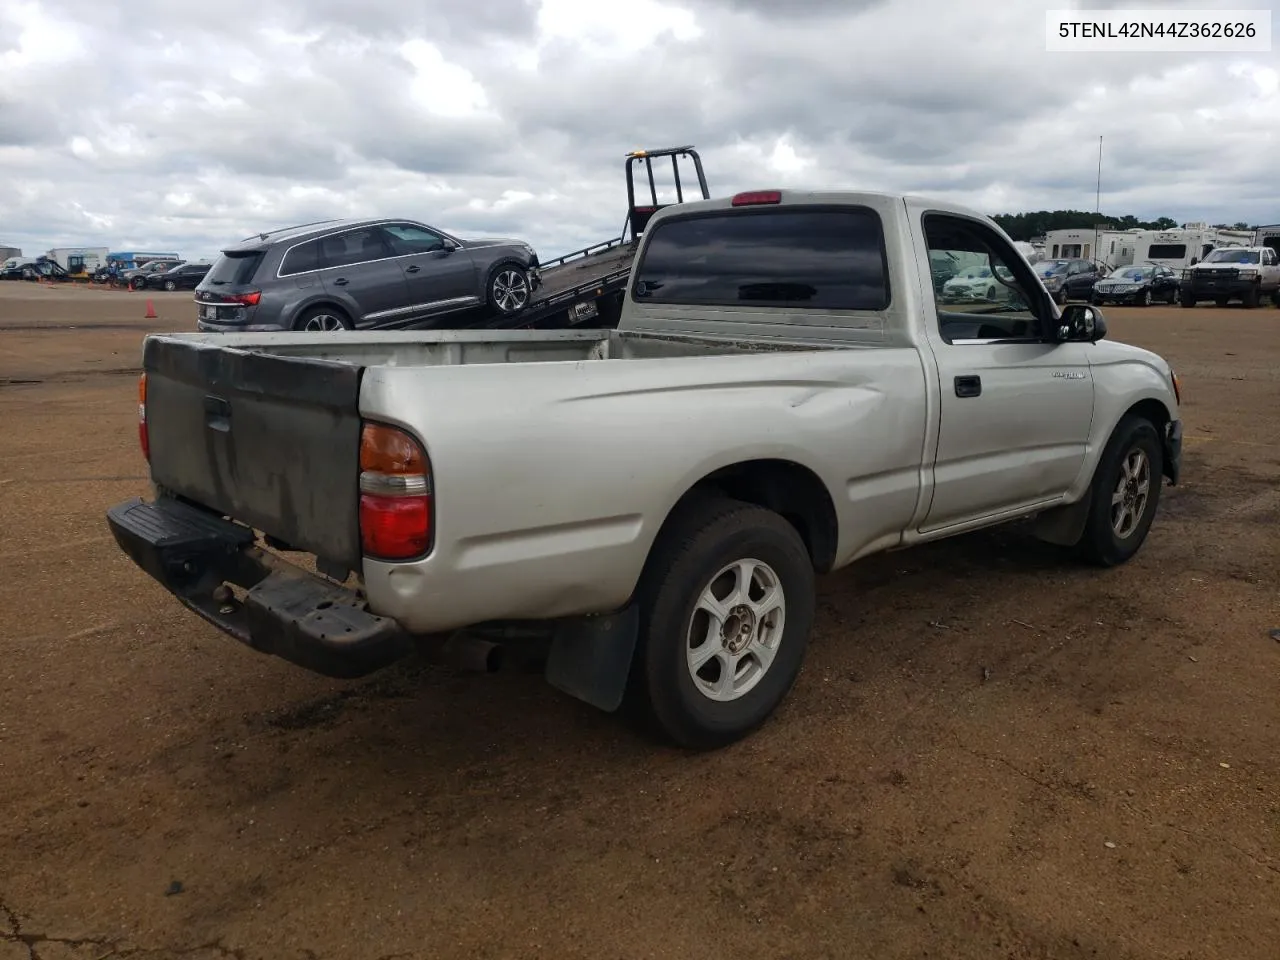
1131,229,1219,269
1251,224,1280,257
1042,228,1137,269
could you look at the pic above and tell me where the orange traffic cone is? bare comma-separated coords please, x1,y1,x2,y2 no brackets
144,299,157,319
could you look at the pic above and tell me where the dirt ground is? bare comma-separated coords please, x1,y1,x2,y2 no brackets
1,280,1277,960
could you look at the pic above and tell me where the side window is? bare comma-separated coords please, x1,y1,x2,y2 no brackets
632,207,890,311
279,239,322,276
319,228,393,269
922,214,1044,344
384,224,446,255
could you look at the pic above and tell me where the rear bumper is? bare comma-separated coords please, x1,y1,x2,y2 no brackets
106,496,412,678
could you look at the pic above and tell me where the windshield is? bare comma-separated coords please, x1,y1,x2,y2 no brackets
1203,248,1260,264
958,267,992,279
1117,267,1154,279
1038,261,1069,275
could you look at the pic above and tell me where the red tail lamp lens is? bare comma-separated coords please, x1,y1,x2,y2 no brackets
359,495,430,559
358,422,432,560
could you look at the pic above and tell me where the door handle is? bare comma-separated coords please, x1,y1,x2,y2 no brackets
405,265,420,274
332,277,349,286
954,375,982,398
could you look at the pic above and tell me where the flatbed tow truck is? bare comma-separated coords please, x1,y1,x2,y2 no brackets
482,145,710,330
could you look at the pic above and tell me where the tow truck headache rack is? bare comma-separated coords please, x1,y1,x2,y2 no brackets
489,145,710,330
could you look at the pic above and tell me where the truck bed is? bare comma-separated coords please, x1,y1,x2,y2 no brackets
139,329,824,569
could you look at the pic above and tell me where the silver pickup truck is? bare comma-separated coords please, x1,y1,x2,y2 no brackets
107,189,1183,750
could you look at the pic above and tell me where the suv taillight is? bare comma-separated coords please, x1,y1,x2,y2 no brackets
228,291,261,306
138,373,149,462
358,422,432,560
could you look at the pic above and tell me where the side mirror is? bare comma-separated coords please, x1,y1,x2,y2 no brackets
1057,302,1107,343
440,239,460,253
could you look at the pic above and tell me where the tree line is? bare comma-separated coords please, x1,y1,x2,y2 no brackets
991,210,1256,241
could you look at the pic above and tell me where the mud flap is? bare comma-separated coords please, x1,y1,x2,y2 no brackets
1028,491,1093,547
544,605,640,712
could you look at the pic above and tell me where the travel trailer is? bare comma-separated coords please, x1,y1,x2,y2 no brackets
1042,228,1138,269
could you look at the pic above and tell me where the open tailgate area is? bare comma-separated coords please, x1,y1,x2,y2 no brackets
142,335,363,569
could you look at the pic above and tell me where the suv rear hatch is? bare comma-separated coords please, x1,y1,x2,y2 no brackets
195,250,266,325
142,335,363,569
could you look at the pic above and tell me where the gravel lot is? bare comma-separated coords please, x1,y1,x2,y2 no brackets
2,281,1278,960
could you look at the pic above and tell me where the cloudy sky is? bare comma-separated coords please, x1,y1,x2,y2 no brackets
1,0,1276,261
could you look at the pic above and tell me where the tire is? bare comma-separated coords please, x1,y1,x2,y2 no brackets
1140,289,1152,307
985,285,996,301
1075,415,1163,567
628,496,816,750
1056,286,1069,306
163,280,176,291
487,262,531,317
292,306,352,332
1272,288,1280,308
1180,295,1195,308
1242,285,1260,309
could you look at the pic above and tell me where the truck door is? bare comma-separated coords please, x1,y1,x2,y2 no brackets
906,202,1095,532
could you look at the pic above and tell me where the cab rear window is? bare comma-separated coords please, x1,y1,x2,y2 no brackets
632,206,890,311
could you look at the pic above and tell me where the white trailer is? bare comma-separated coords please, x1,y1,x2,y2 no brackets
1042,228,1138,268
1130,229,1220,269
45,246,109,275
1255,224,1280,257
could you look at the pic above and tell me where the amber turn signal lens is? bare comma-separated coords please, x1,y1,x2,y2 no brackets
360,422,425,475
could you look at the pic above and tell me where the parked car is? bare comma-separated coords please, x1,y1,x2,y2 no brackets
125,259,183,289
1035,258,1106,304
141,262,211,291
1179,246,1280,308
1090,263,1180,306
940,264,1016,302
192,218,543,333
109,190,1184,750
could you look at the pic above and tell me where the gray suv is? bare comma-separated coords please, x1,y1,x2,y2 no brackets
194,218,541,332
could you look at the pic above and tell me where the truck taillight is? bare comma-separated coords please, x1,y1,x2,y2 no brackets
358,421,432,560
138,372,149,462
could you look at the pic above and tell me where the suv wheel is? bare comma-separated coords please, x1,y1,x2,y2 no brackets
488,263,531,317
293,307,352,332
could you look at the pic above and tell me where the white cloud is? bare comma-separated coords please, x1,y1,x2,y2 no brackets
0,0,1276,260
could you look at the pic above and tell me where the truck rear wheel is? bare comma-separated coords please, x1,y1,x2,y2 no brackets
1075,415,1164,567
629,497,815,750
